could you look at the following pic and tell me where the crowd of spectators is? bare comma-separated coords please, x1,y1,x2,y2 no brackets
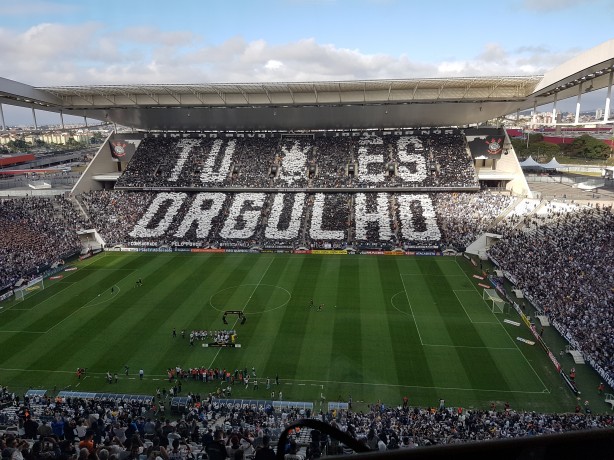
433,192,515,249
305,194,351,249
79,191,154,248
262,194,307,248
0,197,85,290
352,193,396,248
489,204,614,381
1,385,613,460
79,190,521,251
112,133,478,190
115,138,180,188
338,403,612,448
311,138,353,188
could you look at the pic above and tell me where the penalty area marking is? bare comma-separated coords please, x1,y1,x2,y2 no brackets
393,282,424,346
0,282,75,316
45,285,121,333
454,257,550,394
208,283,291,315
390,291,413,318
453,289,499,325
83,285,121,309
391,292,518,351
0,285,118,335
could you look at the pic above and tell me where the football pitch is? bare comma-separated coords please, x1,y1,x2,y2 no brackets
0,252,578,413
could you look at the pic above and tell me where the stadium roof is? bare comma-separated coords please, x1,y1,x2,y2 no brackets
1,39,613,130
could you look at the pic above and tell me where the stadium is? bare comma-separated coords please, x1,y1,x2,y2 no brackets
1,34,614,458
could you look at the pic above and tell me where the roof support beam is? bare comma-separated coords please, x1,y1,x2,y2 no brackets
212,86,226,104
411,82,420,100
147,91,161,105
114,88,138,105
286,85,295,104
187,88,205,104
462,79,477,99
263,86,272,103
97,93,116,105
437,81,449,100
161,87,181,104
487,78,503,97
237,86,250,103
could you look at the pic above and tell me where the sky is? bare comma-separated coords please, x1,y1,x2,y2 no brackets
1,0,613,126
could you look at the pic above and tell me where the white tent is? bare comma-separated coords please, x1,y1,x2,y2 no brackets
542,157,565,170
519,156,542,168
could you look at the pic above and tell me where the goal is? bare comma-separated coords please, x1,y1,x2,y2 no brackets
14,277,45,302
482,289,507,314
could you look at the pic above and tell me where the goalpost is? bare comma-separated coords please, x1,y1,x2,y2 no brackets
14,277,45,302
482,289,507,314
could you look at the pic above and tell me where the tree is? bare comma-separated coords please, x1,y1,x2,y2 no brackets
511,139,560,160
562,135,610,160
7,139,28,150
528,133,544,143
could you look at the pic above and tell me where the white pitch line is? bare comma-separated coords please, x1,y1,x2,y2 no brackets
452,289,499,325
207,257,276,369
453,289,479,324
45,285,120,333
277,377,549,395
0,282,74,316
83,285,120,309
0,366,546,395
0,330,45,334
399,274,424,345
422,343,517,350
454,257,550,393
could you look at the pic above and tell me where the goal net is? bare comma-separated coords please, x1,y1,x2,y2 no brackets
482,289,506,314
14,277,45,302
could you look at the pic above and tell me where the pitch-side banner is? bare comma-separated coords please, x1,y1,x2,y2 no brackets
311,249,348,255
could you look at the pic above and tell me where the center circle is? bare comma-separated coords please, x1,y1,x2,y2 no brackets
209,284,291,314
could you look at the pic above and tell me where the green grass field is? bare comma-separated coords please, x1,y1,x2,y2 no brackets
0,252,592,413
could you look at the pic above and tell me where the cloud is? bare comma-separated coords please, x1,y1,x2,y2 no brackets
122,26,197,47
0,23,594,90
0,1,77,16
477,43,508,63
517,0,606,11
